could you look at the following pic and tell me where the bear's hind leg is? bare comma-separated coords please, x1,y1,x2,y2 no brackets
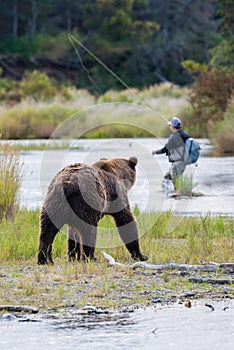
80,225,98,261
67,226,84,261
38,208,62,264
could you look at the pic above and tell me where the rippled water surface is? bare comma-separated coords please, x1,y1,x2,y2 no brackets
0,303,233,350
17,138,234,217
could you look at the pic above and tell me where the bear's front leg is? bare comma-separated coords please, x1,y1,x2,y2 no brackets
113,208,148,261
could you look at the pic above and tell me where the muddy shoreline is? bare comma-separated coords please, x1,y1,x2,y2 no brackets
1,261,233,350
1,262,233,317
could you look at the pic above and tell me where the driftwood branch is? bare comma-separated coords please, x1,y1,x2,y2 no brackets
0,305,39,314
103,252,234,273
130,261,220,272
189,278,234,285
103,252,126,267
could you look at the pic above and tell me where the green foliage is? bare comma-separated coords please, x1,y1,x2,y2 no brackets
209,1,234,73
0,78,13,101
19,71,57,101
0,143,23,221
0,71,72,104
0,0,220,90
0,77,11,92
210,38,234,72
33,33,71,61
217,0,234,37
100,90,135,103
0,36,37,58
97,0,134,40
182,60,207,74
131,20,159,43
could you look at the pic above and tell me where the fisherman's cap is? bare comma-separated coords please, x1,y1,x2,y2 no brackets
168,117,181,128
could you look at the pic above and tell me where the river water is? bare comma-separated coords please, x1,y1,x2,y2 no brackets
18,138,234,217
0,302,234,350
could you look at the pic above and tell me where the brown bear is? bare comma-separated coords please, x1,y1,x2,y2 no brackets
37,156,148,264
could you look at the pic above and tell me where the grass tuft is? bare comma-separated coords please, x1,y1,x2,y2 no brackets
0,142,23,221
175,174,197,197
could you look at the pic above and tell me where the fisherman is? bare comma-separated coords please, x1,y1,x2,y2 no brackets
152,117,190,192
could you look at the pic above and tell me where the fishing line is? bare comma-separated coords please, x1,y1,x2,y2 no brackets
68,33,168,126
69,34,102,94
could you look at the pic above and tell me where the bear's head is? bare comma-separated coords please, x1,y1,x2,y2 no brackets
93,157,138,191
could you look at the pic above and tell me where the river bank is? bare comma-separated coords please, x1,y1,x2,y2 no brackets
0,259,234,350
1,256,233,312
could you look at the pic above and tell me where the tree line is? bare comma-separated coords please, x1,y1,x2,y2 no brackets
1,0,233,91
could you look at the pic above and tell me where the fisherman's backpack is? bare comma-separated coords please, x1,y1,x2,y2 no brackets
184,138,201,165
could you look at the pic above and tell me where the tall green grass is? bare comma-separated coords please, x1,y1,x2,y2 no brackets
0,143,23,220
0,209,233,264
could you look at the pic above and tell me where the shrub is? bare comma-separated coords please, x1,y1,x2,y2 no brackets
99,89,135,103
139,83,187,99
19,70,57,101
0,143,23,220
188,70,234,136
0,104,75,139
211,107,234,155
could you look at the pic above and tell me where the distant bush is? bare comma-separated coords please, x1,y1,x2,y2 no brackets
0,77,11,92
0,143,23,220
99,89,135,103
19,70,57,101
211,107,234,155
187,70,234,137
139,83,187,99
0,104,76,139
0,70,73,104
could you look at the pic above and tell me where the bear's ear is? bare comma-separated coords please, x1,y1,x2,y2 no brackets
128,156,138,169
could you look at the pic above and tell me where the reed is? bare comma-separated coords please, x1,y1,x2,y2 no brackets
175,174,197,197
0,143,23,221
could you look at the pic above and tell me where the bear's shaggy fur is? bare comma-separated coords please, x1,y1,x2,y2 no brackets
37,157,148,264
